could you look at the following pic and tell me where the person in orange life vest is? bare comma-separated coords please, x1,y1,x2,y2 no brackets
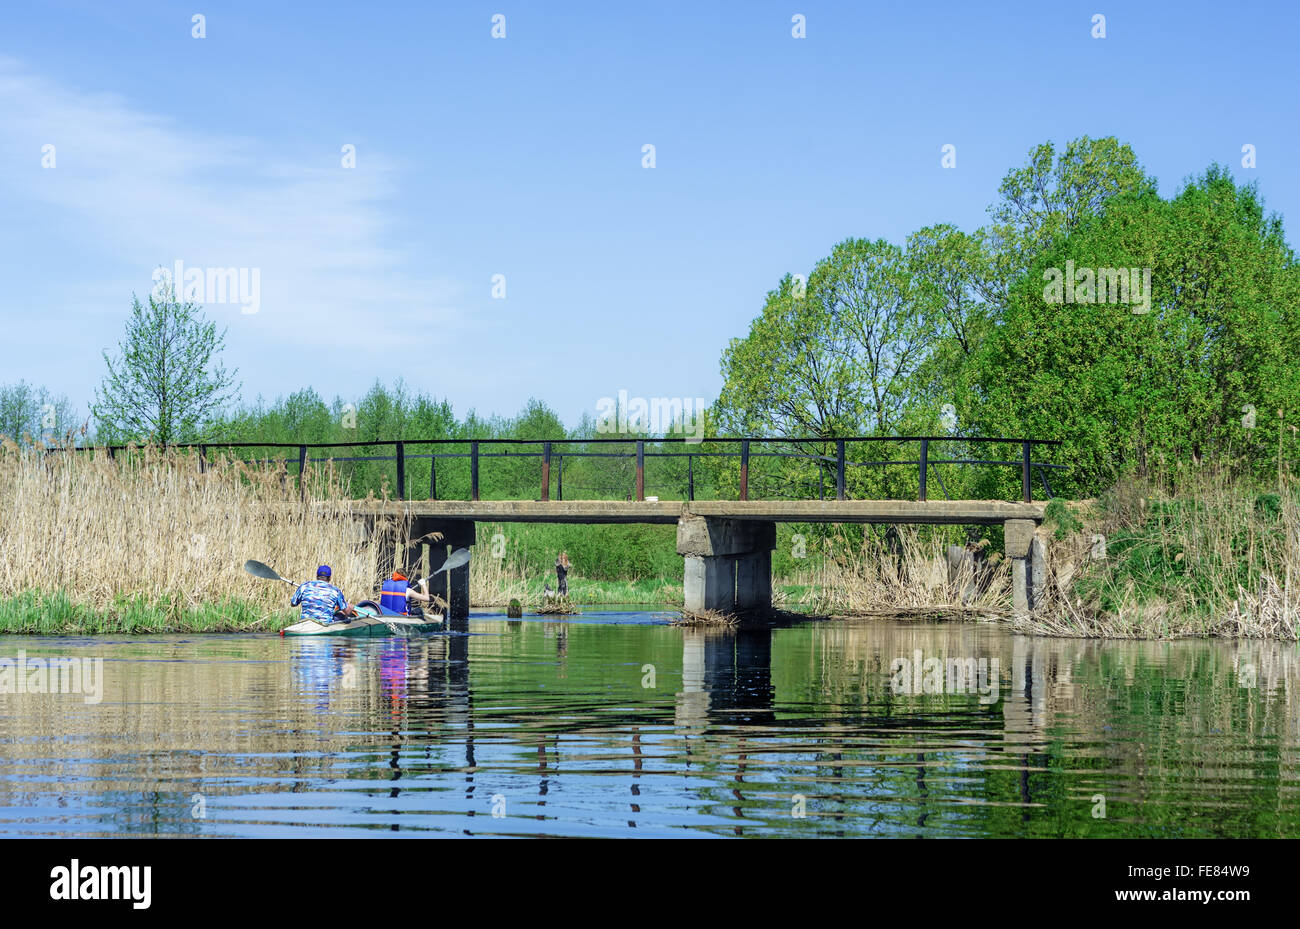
379,570,436,615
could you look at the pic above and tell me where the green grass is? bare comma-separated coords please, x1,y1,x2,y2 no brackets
0,590,283,634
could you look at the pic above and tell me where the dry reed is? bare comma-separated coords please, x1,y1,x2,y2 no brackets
786,526,1011,621
1019,469,1300,639
0,443,402,630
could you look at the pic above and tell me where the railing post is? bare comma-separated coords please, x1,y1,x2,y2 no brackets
471,441,480,501
429,452,437,500
541,441,551,502
687,454,694,502
836,439,846,500
739,440,750,501
396,441,406,500
635,441,645,501
1021,440,1032,503
556,454,563,501
298,444,308,497
199,444,208,474
918,438,929,502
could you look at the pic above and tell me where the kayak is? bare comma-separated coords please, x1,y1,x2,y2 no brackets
281,602,444,638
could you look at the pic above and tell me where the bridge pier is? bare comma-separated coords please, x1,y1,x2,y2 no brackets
677,516,776,614
408,518,475,624
1004,518,1048,615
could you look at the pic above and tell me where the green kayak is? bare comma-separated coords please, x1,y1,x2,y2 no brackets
281,603,443,638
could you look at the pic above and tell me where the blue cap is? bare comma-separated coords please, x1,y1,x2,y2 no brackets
316,565,332,578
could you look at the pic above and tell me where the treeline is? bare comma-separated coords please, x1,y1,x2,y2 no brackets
716,138,1300,497
12,136,1300,507
204,385,731,504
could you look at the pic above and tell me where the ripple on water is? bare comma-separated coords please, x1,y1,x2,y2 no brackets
0,614,1296,836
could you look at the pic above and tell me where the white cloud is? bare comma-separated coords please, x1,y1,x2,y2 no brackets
0,55,467,360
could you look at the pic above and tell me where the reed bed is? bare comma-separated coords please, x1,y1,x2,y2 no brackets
785,526,1011,620
1019,469,1300,639
0,443,398,632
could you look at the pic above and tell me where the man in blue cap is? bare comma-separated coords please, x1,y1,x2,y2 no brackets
290,565,358,625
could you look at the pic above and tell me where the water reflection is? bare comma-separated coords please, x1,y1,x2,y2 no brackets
0,615,1296,837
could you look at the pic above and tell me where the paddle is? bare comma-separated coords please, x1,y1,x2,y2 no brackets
411,548,471,617
244,559,373,630
431,548,471,575
243,559,298,587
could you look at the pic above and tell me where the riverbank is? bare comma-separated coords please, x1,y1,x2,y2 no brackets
1015,471,1300,640
2,445,1295,638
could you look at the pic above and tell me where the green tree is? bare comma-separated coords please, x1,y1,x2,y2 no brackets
92,289,240,444
972,167,1300,493
717,239,930,439
978,136,1157,309
0,381,79,445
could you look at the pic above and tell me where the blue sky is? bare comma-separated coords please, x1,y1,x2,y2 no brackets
2,0,1297,431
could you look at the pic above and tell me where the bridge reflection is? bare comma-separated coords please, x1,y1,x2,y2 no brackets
283,614,1300,835
349,618,1061,832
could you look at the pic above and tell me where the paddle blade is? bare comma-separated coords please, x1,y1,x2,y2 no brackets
433,548,471,575
244,559,286,581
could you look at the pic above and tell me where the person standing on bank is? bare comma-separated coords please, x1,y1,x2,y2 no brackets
555,552,570,597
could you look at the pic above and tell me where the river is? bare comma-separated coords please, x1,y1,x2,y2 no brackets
0,610,1295,837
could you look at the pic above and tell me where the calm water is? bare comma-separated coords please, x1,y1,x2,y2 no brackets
0,610,1296,837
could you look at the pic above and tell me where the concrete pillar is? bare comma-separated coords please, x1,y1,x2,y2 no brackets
735,550,772,610
1004,518,1047,615
674,628,709,729
677,516,775,613
413,518,476,624
683,554,735,613
448,558,470,624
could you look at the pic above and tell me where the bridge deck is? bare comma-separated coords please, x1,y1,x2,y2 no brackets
339,499,1046,525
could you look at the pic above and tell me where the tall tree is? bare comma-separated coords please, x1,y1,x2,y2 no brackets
716,272,865,438
972,167,1300,492
92,289,240,444
978,136,1157,309
717,239,932,438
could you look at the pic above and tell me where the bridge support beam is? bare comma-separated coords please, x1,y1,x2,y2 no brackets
410,518,475,624
677,516,776,614
1004,518,1047,615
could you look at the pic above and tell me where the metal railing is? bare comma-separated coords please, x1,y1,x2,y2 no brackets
67,435,1066,503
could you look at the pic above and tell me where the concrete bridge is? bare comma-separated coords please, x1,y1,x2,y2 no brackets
352,498,1051,621
74,434,1064,619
